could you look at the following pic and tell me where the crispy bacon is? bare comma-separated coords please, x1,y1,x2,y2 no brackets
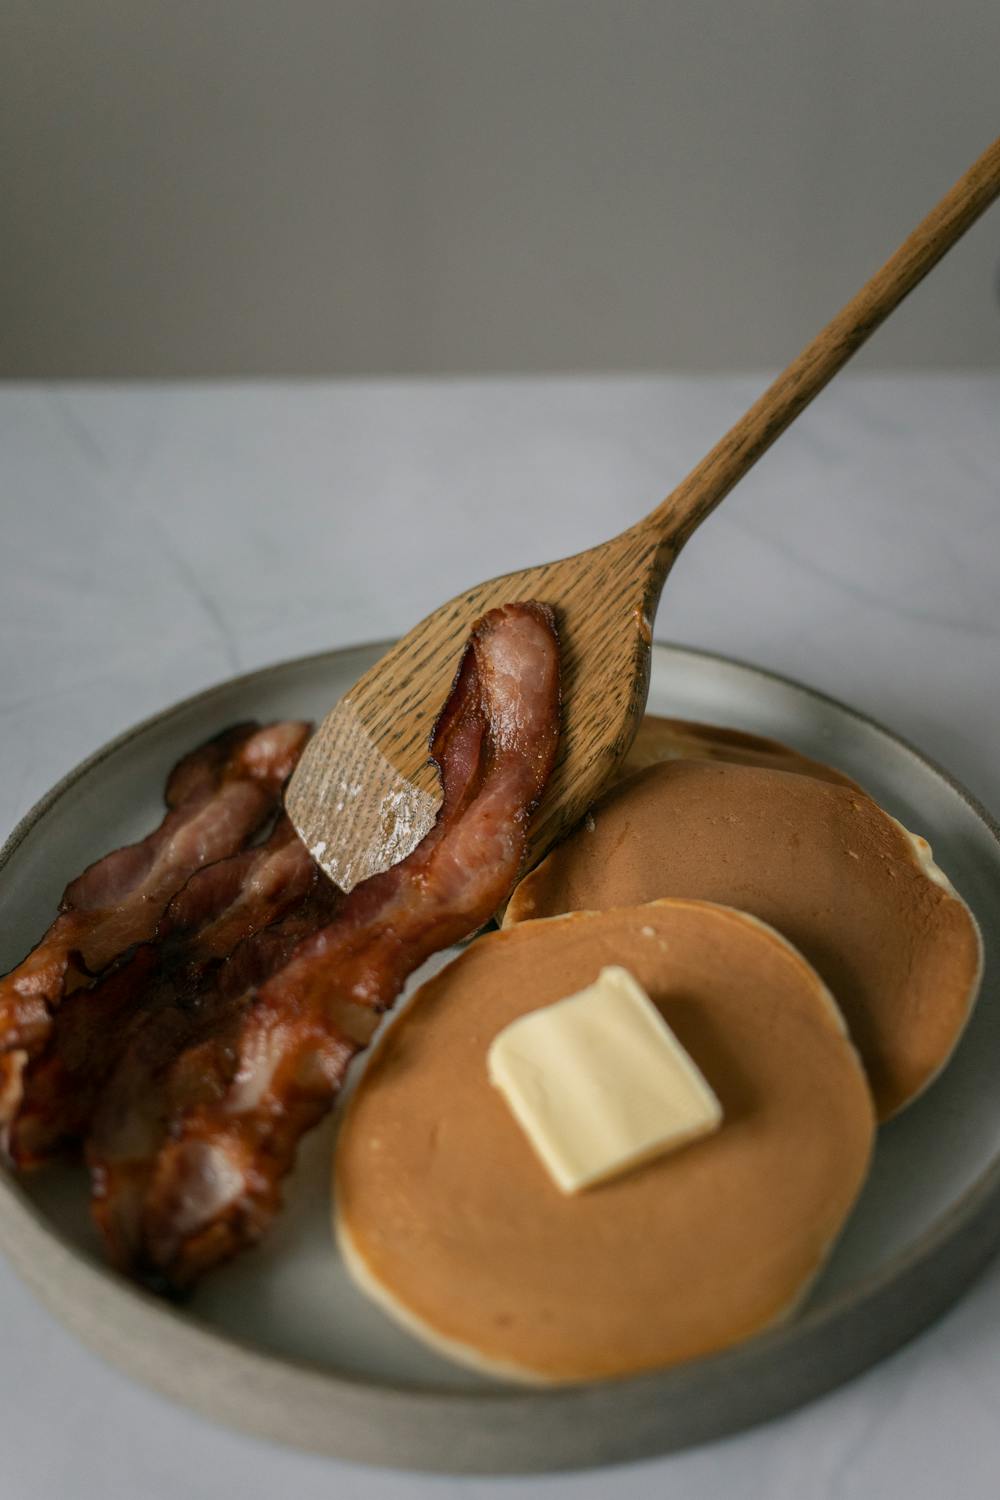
88,878,340,1280
9,817,325,1168
89,602,560,1288
0,721,310,1142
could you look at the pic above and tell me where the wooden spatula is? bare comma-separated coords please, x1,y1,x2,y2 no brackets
288,137,1000,892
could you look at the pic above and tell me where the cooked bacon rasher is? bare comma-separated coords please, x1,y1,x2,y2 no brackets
0,720,310,1141
87,876,340,1286
89,602,561,1290
9,816,325,1169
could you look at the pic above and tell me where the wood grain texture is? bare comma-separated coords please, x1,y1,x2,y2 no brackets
288,137,1000,890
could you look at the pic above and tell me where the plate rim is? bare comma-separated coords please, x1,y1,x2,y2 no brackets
2,639,999,1472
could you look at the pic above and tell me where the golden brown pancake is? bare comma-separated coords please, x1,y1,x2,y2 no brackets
506,760,983,1119
619,715,860,789
335,900,875,1385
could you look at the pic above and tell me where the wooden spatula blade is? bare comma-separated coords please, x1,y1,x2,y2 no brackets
287,532,667,891
285,695,442,892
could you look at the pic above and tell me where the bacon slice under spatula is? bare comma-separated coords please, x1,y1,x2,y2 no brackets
89,602,560,1289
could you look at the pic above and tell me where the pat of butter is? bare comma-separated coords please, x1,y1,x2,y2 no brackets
487,965,723,1194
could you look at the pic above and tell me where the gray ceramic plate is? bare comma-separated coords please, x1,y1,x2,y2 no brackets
1,642,999,1474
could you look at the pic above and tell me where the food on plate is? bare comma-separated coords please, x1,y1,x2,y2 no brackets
335,899,875,1383
9,814,329,1168
505,759,983,1119
0,721,310,1138
0,601,982,1398
87,601,560,1288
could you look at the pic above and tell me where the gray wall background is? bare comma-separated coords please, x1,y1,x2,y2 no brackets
3,0,999,377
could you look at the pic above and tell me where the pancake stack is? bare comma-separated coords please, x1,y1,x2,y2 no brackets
334,716,983,1383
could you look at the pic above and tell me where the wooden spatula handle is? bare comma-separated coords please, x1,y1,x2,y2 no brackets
643,135,1000,552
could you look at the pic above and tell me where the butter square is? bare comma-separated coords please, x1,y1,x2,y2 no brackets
487,965,723,1193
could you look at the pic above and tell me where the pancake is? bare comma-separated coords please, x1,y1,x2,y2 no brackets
619,715,860,789
506,760,983,1119
335,900,875,1385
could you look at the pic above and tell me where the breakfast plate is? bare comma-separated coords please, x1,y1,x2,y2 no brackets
1,641,999,1473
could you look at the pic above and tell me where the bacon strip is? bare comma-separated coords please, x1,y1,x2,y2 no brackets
88,879,340,1282
0,720,310,1142
89,602,560,1289
9,817,325,1168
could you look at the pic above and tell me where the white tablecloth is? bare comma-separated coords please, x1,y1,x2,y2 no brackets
2,375,999,1499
